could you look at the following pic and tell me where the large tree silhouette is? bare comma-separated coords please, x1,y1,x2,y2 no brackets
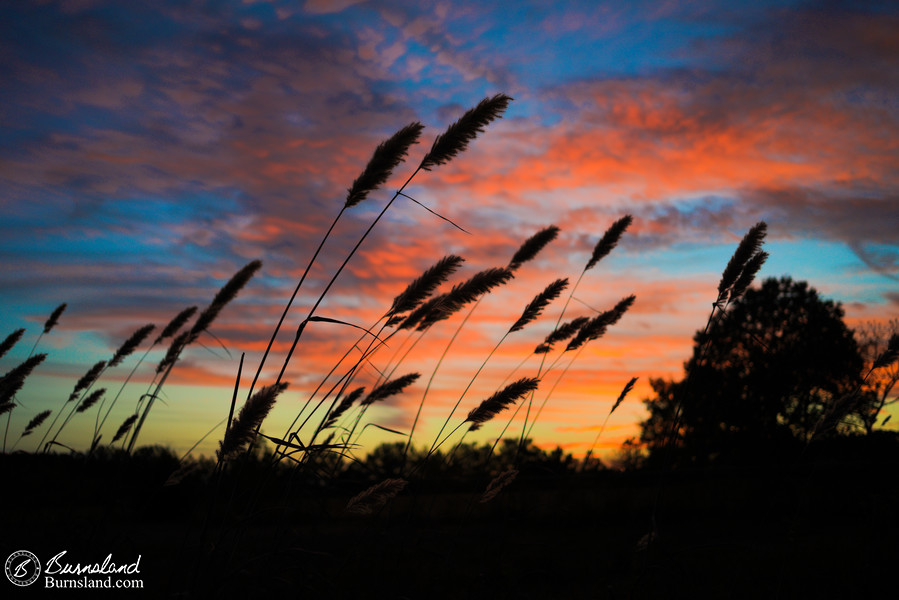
640,277,865,466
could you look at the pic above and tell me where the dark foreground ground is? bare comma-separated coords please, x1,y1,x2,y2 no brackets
2,437,897,599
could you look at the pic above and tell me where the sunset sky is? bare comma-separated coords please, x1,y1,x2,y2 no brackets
1,0,897,460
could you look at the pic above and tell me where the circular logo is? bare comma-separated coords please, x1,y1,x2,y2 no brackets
5,550,41,587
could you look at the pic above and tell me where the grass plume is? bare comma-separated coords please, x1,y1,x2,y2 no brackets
154,306,198,345
361,373,421,407
467,377,540,431
67,360,107,402
535,316,589,354
0,354,47,405
509,278,568,334
388,255,465,317
873,333,899,370
76,388,106,413
321,387,366,430
0,329,25,361
157,331,189,374
218,382,289,462
717,222,767,306
566,296,636,352
419,267,514,330
43,303,67,334
346,122,424,208
27,303,67,357
611,377,638,415
111,414,138,444
729,250,769,303
109,324,155,368
346,478,408,515
584,376,640,466
508,225,560,271
189,260,262,343
21,410,52,437
398,294,447,331
419,94,512,171
585,215,633,272
481,468,518,503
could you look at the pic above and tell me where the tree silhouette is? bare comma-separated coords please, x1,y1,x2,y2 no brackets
347,439,577,481
855,318,899,434
640,277,865,466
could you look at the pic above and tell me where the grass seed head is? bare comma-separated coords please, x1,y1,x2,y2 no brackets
421,267,514,329
509,225,560,271
346,122,424,208
419,94,512,170
0,354,47,405
76,388,106,413
157,331,189,374
0,328,26,361
21,409,52,437
109,324,156,368
585,215,633,272
402,293,447,331
218,382,288,461
111,414,138,444
610,377,638,415
346,478,408,515
728,250,768,303
873,333,899,369
509,278,568,333
535,316,590,354
322,386,366,430
566,295,635,351
190,260,262,342
155,306,198,344
466,377,540,428
362,373,420,406
68,360,106,402
43,303,67,335
389,255,464,317
718,221,767,303
481,468,518,503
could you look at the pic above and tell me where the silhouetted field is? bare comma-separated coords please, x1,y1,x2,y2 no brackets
3,433,896,599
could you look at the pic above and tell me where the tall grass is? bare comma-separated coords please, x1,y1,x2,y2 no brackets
0,94,647,484
4,98,843,536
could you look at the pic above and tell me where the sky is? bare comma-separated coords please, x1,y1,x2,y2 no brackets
1,0,897,460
